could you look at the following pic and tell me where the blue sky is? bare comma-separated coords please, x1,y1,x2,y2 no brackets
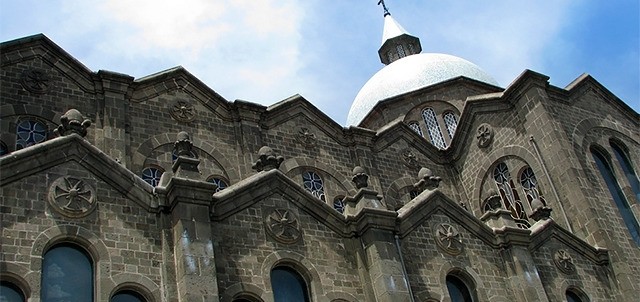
1,0,638,125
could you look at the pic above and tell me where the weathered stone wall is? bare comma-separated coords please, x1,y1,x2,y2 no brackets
0,161,164,301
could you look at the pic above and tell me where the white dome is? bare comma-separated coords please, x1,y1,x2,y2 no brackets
347,53,499,126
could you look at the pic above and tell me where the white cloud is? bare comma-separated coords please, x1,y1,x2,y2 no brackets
50,0,307,104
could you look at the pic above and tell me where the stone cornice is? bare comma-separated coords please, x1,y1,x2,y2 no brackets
0,134,159,212
530,219,610,266
0,33,95,93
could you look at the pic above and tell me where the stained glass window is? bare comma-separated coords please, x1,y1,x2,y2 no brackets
566,290,583,302
111,290,146,302
408,122,423,137
141,167,163,187
271,267,310,302
16,120,47,150
1,281,25,302
519,167,545,206
592,149,640,245
446,275,473,302
493,163,529,228
333,197,345,213
443,112,458,139
303,171,325,201
41,244,93,302
208,177,228,193
611,143,640,202
422,108,446,149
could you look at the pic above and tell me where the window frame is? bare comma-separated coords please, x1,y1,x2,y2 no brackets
41,243,95,302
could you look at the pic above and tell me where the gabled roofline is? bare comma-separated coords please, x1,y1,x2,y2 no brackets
358,76,504,128
530,219,609,265
372,118,446,163
211,169,350,236
262,94,349,143
564,73,639,121
0,134,158,212
130,66,233,121
1,33,95,92
397,189,498,245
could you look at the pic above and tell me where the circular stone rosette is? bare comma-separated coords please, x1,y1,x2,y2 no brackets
168,99,197,122
434,223,463,255
476,123,494,148
48,176,97,218
553,249,575,274
21,69,51,94
265,208,302,244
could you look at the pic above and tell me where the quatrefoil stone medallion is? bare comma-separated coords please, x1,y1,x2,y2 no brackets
434,223,463,255
48,177,97,218
553,249,575,274
265,208,302,244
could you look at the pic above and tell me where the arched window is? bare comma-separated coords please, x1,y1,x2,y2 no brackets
493,163,529,228
208,176,229,193
446,275,473,302
592,149,640,245
422,108,446,149
565,288,588,302
302,171,325,201
519,167,546,206
408,122,423,137
396,44,406,58
566,291,581,302
1,281,26,302
333,196,345,214
271,266,310,302
41,244,93,301
111,290,146,302
141,166,164,187
611,142,640,202
442,111,458,139
16,119,47,150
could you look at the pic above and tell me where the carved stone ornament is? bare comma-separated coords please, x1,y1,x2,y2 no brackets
476,123,494,148
55,109,91,137
265,209,301,244
296,127,317,147
252,146,284,172
21,69,51,94
413,167,442,191
553,249,575,274
168,99,196,122
434,223,463,255
48,177,97,218
174,131,194,157
401,148,420,168
352,166,369,189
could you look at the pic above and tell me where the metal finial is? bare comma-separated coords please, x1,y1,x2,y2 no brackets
377,0,390,16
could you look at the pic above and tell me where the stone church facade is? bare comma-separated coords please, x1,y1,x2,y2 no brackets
1,13,639,302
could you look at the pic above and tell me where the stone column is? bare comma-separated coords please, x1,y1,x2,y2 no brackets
94,70,133,168
345,166,412,302
165,132,219,301
484,195,549,302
